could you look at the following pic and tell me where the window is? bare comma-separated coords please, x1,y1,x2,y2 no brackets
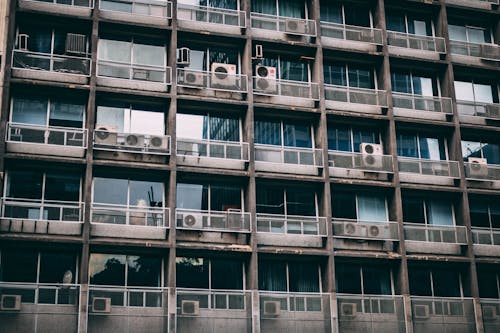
396,133,447,160
179,44,240,72
256,185,317,216
462,140,500,165
96,104,164,135
332,192,388,223
469,197,500,229
255,119,313,148
402,195,455,226
176,257,244,290
454,80,497,115
92,177,164,208
391,71,437,97
409,266,462,297
16,25,89,55
176,182,242,211
448,24,492,44
336,263,392,295
328,125,380,152
176,113,241,142
386,11,433,36
323,63,375,89
259,260,320,292
259,56,310,82
477,266,500,299
251,0,306,18
179,0,238,10
320,1,371,27
11,97,85,128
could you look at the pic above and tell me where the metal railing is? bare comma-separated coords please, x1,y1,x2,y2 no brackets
93,130,171,155
464,162,500,181
398,157,460,178
177,68,247,92
256,213,327,236
255,144,323,167
91,203,169,227
259,291,327,313
0,282,80,305
176,208,251,232
320,22,383,45
13,50,91,76
176,138,249,161
449,40,500,60
332,219,399,241
23,0,94,8
392,92,453,114
403,223,467,244
177,3,245,27
457,100,500,119
471,227,500,246
327,150,393,173
410,297,475,321
176,288,250,311
387,31,446,53
253,77,320,100
97,58,171,83
337,294,405,317
89,285,167,308
99,0,172,18
7,122,87,148
1,197,84,223
324,84,387,107
250,13,316,36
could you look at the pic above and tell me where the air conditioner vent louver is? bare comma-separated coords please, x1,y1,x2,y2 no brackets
92,297,111,313
181,300,200,315
1,295,22,311
340,303,357,317
65,33,86,55
263,300,281,316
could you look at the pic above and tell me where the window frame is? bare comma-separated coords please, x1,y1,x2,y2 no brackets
259,260,323,293
461,140,500,165
323,63,378,90
97,37,167,68
386,11,435,37
332,191,389,223
256,186,319,218
391,71,441,97
449,24,494,45
176,182,244,212
327,125,382,153
336,264,395,296
410,268,464,298
255,118,315,149
182,45,242,73
15,26,90,56
402,196,457,227
319,1,374,27
95,103,166,135
396,132,449,161
176,112,243,143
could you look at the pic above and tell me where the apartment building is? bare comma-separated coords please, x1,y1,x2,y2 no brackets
0,0,499,332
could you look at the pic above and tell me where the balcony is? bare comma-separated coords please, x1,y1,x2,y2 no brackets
392,93,453,121
480,299,500,333
99,0,172,26
176,208,251,233
445,0,499,10
320,22,383,53
90,204,169,239
0,282,80,333
387,32,446,60
97,59,171,92
471,227,500,257
177,68,247,99
259,292,331,333
93,129,171,156
177,4,245,35
410,297,476,333
332,219,399,242
449,41,500,65
256,213,327,248
398,158,460,186
404,223,467,255
253,77,319,108
324,85,388,114
18,0,93,17
327,151,393,181
457,100,500,124
464,163,500,188
250,13,316,42
176,138,249,170
88,286,168,333
254,145,323,175
177,289,252,333
337,295,406,333
0,198,84,236
6,122,87,158
12,50,91,84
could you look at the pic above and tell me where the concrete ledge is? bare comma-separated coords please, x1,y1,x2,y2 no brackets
255,161,320,176
405,240,462,255
0,218,82,236
12,68,89,85
256,233,324,248
321,37,379,53
329,167,389,181
399,173,456,186
325,100,383,114
99,10,169,27
90,223,167,240
388,46,442,61
254,94,315,108
97,76,168,92
176,155,246,170
473,244,500,257
19,0,92,17
177,20,242,35
176,229,248,245
393,107,448,121
7,142,85,158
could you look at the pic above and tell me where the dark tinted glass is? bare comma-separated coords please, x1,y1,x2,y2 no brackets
39,252,76,283
176,257,209,289
289,262,320,292
258,260,286,291
1,250,38,282
402,196,425,223
336,264,361,294
7,170,43,199
256,186,284,214
363,266,392,295
45,172,80,201
127,256,161,287
286,188,316,216
331,192,357,219
211,259,243,289
89,254,126,286
409,267,432,296
433,269,461,297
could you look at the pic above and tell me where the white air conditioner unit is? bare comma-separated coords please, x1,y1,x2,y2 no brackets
413,304,430,319
285,18,307,35
183,70,205,87
182,213,203,229
340,302,357,317
177,47,190,66
95,124,117,145
121,134,145,148
263,300,281,316
181,300,200,315
1,295,22,311
211,63,237,88
17,34,29,51
480,44,500,61
148,136,169,150
360,143,383,169
344,223,367,238
482,305,498,320
255,65,277,94
65,33,86,55
92,297,111,313
468,157,488,177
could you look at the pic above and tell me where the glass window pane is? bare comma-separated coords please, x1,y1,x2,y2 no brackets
177,183,208,210
256,186,285,215
412,76,433,96
323,65,346,86
89,253,126,286
210,184,241,211
39,252,76,284
448,25,467,42
130,110,164,136
278,0,304,18
209,116,240,142
177,114,206,140
477,268,499,299
211,259,243,290
289,262,319,292
332,192,357,219
461,140,482,160
363,266,392,295
7,170,43,199
280,59,308,81
409,267,432,296
49,102,84,128
93,177,128,205
391,72,412,94
348,67,374,89
132,44,164,67
482,143,500,165
426,201,454,226
12,98,48,125
129,180,163,207
344,5,370,27
98,39,131,63
284,123,312,148
176,257,209,288
0,250,38,282
320,2,342,23
357,195,387,223
209,48,239,71
386,13,406,33
336,264,361,294
419,137,444,160
469,198,490,228
96,106,126,133
467,27,486,44
397,134,418,158
402,196,425,223
45,172,80,202
251,0,276,15
352,129,378,152
433,269,461,297
254,120,281,145
328,126,352,152
454,81,474,102
258,260,287,291
473,83,493,104
187,49,206,71
127,256,161,287
286,188,316,216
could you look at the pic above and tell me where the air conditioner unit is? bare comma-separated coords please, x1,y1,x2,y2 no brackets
121,134,145,148
1,295,22,311
181,300,200,315
413,304,430,319
132,69,149,81
177,47,190,66
285,18,307,35
360,143,383,169
468,157,488,177
17,34,29,51
340,302,357,317
343,223,367,238
211,63,237,88
183,70,205,88
95,124,117,145
92,297,111,313
480,44,500,61
148,136,169,150
182,213,203,229
263,300,281,316
368,224,390,239
482,305,497,320
65,33,86,55
227,209,242,229
255,65,277,94
484,104,500,118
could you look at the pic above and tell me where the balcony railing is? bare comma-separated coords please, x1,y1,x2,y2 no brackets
250,13,316,36
91,203,169,227
457,100,500,120
464,162,500,181
324,85,387,107
177,138,249,161
13,50,91,75
253,77,319,100
398,157,460,178
403,223,467,244
99,0,172,18
392,92,453,114
6,122,87,148
97,59,171,83
23,0,94,8
177,68,247,92
387,31,446,53
177,288,251,311
480,299,500,330
257,213,327,236
328,150,393,173
449,40,500,61
176,208,251,233
332,219,399,241
177,4,245,27
260,291,327,313
93,129,171,155
255,145,323,167
0,282,80,305
471,227,500,246
89,285,167,308
320,22,383,45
